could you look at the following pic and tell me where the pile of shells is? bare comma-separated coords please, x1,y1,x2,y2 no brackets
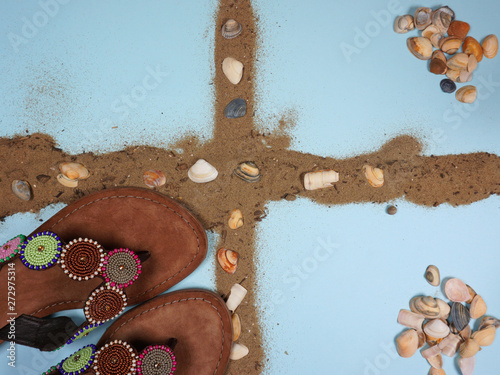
396,265,498,374
226,283,249,360
394,6,498,103
57,162,90,188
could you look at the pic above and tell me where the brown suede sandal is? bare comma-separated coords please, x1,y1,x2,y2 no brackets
42,290,232,375
0,188,208,351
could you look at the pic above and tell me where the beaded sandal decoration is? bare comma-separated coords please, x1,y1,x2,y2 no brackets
0,234,26,263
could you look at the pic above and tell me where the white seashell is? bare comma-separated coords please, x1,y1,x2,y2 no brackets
230,343,249,360
421,344,441,359
398,309,425,330
436,298,451,320
60,162,90,180
458,356,475,375
424,319,450,339
222,19,242,39
394,15,414,34
57,174,79,188
438,333,462,357
228,209,244,229
222,57,243,85
304,170,339,191
363,165,384,187
188,159,218,183
226,284,247,312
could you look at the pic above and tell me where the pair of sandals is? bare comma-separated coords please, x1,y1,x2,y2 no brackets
0,188,233,374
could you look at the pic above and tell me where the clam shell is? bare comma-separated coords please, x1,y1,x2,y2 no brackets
229,343,249,360
427,353,443,369
394,15,414,34
436,299,451,320
448,21,470,40
417,330,426,349
414,7,432,30
188,159,218,183
431,6,455,33
425,265,440,286
478,316,500,330
421,344,441,359
57,174,79,188
457,70,473,84
396,329,419,358
459,338,481,358
407,37,433,60
398,309,425,331
422,25,440,40
447,53,469,71
217,248,239,274
424,319,450,339
456,85,477,104
304,170,339,191
228,209,244,230
60,162,89,180
463,37,484,62
429,369,445,375
233,162,261,183
432,50,447,63
471,325,496,347
469,295,487,319
465,285,476,304
482,34,498,59
143,170,166,188
460,325,471,340
222,19,242,39
222,57,243,85
451,302,471,332
430,59,448,75
467,54,478,73
439,333,462,357
446,69,460,82
458,356,475,375
430,33,444,49
232,313,241,341
363,165,384,187
445,278,471,302
413,296,440,319
440,37,463,55
224,98,247,118
226,284,247,312
11,180,32,201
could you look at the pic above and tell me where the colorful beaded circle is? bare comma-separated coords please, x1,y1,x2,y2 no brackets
20,232,62,270
66,322,103,345
84,285,127,324
61,238,104,280
102,248,142,288
0,234,25,263
93,340,137,375
137,345,177,375
59,344,96,375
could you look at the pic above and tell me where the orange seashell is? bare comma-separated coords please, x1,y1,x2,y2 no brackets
217,248,239,274
143,170,166,188
440,37,463,54
463,37,483,62
482,34,498,59
448,21,470,40
430,59,448,75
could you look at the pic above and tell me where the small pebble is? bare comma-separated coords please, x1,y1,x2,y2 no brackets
387,205,397,215
284,194,296,201
440,79,456,94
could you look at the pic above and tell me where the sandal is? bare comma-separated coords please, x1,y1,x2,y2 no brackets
0,187,208,351
42,289,232,375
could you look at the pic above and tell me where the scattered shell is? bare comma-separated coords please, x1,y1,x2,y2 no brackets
427,353,443,369
429,369,445,375
224,98,247,118
460,325,472,340
304,170,339,191
432,50,447,62
413,296,440,319
414,7,432,30
459,338,481,358
217,248,239,274
436,299,451,320
232,313,241,341
438,333,462,357
230,343,249,360
467,54,478,73
226,284,247,312
396,329,419,358
422,25,440,40
440,37,463,55
11,180,32,201
482,34,498,59
430,33,444,49
60,162,90,180
387,205,397,215
431,6,455,33
398,309,425,330
143,170,166,188
228,209,244,230
222,57,243,84
445,278,471,302
363,165,384,187
446,69,460,82
469,295,487,319
424,319,450,339
456,85,477,104
447,53,469,71
448,21,469,40
407,37,433,60
478,316,500,330
471,325,496,347
57,174,78,188
463,37,483,62
440,79,456,93
458,356,475,375
457,70,473,84
394,15,414,34
188,159,218,183
465,285,476,304
421,344,441,359
233,162,261,183
430,58,448,75
222,19,242,39
451,302,471,332
425,265,440,286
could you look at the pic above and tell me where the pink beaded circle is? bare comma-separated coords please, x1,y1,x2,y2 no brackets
137,344,176,375
101,248,142,288
0,235,26,263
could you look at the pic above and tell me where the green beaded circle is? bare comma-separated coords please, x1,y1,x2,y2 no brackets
0,234,25,263
66,322,102,345
20,232,62,270
60,344,96,375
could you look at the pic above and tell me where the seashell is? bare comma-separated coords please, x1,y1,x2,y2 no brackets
417,330,426,349
226,284,247,312
222,57,243,85
439,333,462,357
424,319,450,339
460,325,471,340
394,15,414,34
363,165,384,187
463,37,483,62
478,316,500,330
440,79,456,93
224,98,247,119
421,344,441,359
228,209,244,230
430,33,444,49
451,302,471,332
398,309,425,330
467,54,478,73
217,248,239,274
428,353,443,369
425,265,440,286
432,50,447,62
448,21,470,40
414,7,432,30
472,325,496,347
429,369,445,375
469,295,487,319
188,159,218,183
233,162,261,183
232,313,241,341
222,19,242,39
458,356,475,375
57,174,79,188
143,170,166,188
482,34,498,59
445,278,471,302
407,37,433,60
440,37,463,55
446,69,460,82
459,338,481,358
436,299,451,320
430,59,448,75
447,53,469,71
431,6,455,33
457,70,473,84
422,25,440,40
414,296,440,319
304,170,339,191
465,285,476,304
456,85,477,104
396,329,419,358
11,180,32,201
60,162,89,180
229,343,249,360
